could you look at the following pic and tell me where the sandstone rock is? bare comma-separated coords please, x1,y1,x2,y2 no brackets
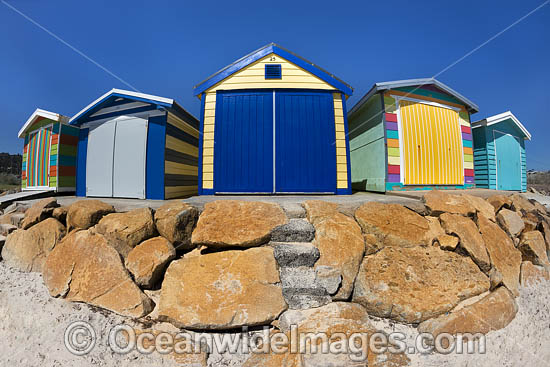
426,216,445,244
364,233,382,255
125,237,176,289
418,287,517,345
247,303,410,367
510,193,537,214
497,209,525,237
303,200,338,225
9,213,25,228
519,231,550,267
312,212,365,300
488,268,504,290
191,200,287,248
154,201,198,249
487,194,512,212
42,230,153,318
522,211,539,232
96,208,156,258
1,218,65,272
539,219,550,256
477,215,522,296
352,246,490,323
52,207,67,224
21,197,59,229
315,266,342,295
3,202,30,215
0,223,17,236
422,190,476,216
404,201,429,216
440,213,491,273
531,200,549,215
66,200,115,230
158,247,287,329
271,218,315,243
355,202,431,247
520,261,550,286
0,235,5,255
461,194,496,222
272,242,319,268
436,234,459,250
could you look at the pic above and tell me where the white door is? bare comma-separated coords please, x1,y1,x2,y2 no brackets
86,120,116,197
112,117,148,199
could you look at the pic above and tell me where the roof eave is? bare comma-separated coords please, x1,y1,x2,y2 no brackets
18,109,68,138
473,111,531,140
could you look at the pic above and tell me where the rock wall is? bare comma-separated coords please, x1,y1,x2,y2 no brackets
1,191,550,366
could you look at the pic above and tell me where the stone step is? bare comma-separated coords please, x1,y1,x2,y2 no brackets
271,242,319,267
271,218,315,243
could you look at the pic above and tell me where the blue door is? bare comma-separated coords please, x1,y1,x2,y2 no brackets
495,131,521,191
275,91,336,193
214,91,273,193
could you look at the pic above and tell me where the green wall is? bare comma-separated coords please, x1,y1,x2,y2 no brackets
348,93,386,192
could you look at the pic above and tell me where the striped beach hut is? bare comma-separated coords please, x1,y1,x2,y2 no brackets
18,109,79,192
70,89,199,199
348,78,479,192
472,111,531,191
193,43,354,195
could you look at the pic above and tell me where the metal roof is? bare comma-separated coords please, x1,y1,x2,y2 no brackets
193,43,353,97
472,111,531,140
348,78,479,115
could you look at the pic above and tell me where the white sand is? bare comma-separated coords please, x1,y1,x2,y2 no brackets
1,260,549,366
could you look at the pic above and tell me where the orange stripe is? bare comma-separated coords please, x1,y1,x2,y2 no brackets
387,138,399,148
463,146,473,155
51,134,59,145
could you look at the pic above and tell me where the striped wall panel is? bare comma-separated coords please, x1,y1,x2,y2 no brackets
165,112,199,199
333,93,349,189
201,92,216,190
383,92,474,189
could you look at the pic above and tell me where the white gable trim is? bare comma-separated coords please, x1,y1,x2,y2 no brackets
18,108,69,138
472,111,531,140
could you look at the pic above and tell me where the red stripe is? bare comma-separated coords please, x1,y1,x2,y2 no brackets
461,125,471,134
464,169,474,177
385,113,398,122
61,134,79,146
388,165,400,174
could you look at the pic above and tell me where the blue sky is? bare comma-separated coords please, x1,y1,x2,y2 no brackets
1,0,548,169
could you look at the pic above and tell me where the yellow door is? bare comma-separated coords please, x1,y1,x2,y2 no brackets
399,100,464,185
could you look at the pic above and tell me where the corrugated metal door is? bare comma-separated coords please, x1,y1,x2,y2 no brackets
214,91,273,193
495,132,521,190
86,120,116,197
27,127,52,188
112,117,147,199
399,100,464,185
275,91,336,193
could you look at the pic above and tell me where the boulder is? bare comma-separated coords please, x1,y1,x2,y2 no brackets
303,200,338,225
531,200,549,215
440,213,491,273
461,194,496,222
519,231,550,267
355,202,431,248
191,201,287,248
487,194,512,212
497,209,525,237
246,303,410,367
477,215,522,296
96,208,156,258
422,190,476,216
1,218,65,272
272,242,320,268
520,261,550,286
522,212,540,232
436,234,459,250
315,266,342,296
9,213,25,228
66,200,115,230
158,247,287,329
418,287,517,344
21,197,59,229
154,201,198,249
312,212,365,300
52,207,67,224
279,266,331,309
510,193,537,214
0,235,5,255
271,218,315,243
538,219,550,256
364,233,383,255
426,216,445,244
42,230,153,318
0,223,17,236
404,201,429,216
125,237,176,289
488,268,504,290
352,246,490,323
3,202,30,215
280,202,306,219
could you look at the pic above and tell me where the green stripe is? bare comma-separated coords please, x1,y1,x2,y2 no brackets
59,144,77,156
58,176,76,187
25,118,56,135
388,147,400,157
464,154,473,162
393,86,463,106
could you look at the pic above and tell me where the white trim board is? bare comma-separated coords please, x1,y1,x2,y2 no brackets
471,111,531,140
18,108,69,138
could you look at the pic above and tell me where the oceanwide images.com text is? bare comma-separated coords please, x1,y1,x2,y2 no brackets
64,321,487,360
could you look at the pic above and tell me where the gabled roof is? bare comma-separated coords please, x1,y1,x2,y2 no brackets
349,78,479,115
18,109,69,138
69,88,197,127
193,43,353,97
472,111,531,140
